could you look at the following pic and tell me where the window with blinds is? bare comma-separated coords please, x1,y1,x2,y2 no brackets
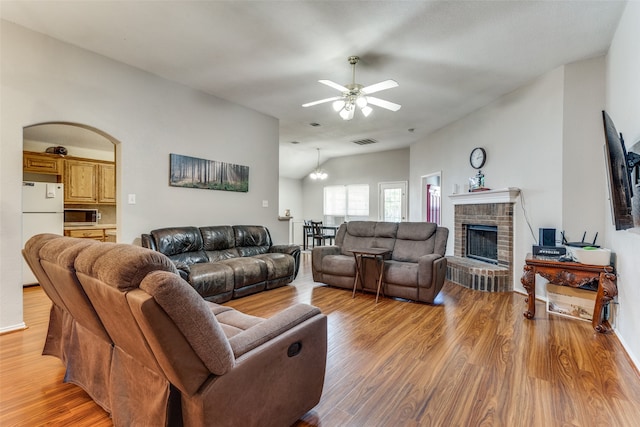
323,184,369,225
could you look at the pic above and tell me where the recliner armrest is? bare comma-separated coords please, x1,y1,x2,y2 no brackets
269,244,301,278
228,303,322,358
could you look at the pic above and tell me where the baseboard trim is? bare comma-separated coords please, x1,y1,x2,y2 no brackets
0,322,27,335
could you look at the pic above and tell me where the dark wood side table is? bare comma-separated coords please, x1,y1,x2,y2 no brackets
351,248,391,304
521,254,617,333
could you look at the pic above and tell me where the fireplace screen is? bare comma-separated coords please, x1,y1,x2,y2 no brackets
466,224,498,264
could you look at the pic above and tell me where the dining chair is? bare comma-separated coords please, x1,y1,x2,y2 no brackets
311,221,333,247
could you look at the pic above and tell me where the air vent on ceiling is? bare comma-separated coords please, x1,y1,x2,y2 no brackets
352,138,378,145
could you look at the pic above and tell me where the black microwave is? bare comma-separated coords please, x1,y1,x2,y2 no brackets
64,209,98,225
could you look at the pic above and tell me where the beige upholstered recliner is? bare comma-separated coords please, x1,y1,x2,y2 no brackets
23,234,327,427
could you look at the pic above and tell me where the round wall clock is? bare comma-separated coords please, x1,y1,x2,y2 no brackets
470,147,486,169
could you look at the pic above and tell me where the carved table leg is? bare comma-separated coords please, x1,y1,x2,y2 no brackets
593,271,618,333
521,264,536,319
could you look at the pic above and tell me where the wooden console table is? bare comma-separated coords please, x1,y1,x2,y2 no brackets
521,254,617,333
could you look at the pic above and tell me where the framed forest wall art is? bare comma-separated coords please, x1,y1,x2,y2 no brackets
169,153,249,192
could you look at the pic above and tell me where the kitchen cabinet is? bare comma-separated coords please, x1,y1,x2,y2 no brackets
23,151,115,205
64,159,116,205
64,159,97,203
23,151,62,175
98,163,116,204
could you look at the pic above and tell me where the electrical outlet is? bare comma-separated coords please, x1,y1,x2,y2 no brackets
262,200,268,208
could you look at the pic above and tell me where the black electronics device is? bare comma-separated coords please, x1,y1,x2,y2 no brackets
539,228,556,246
533,245,566,257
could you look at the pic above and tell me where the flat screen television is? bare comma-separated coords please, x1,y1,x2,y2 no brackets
602,110,640,230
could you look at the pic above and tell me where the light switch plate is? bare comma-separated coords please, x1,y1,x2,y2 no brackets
262,200,269,208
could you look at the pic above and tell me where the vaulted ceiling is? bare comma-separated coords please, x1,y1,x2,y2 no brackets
1,1,626,178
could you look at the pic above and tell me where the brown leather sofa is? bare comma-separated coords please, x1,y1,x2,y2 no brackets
23,234,327,427
141,225,300,303
312,221,449,303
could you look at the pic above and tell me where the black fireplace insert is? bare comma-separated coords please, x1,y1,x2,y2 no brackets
466,224,498,264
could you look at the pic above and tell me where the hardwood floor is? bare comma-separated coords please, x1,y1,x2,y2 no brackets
2,252,639,426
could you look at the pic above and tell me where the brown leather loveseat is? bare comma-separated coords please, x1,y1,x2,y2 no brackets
23,234,327,427
141,225,300,303
312,221,449,303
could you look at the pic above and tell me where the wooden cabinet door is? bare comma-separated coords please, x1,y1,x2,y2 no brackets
98,163,116,204
64,160,98,203
23,152,62,175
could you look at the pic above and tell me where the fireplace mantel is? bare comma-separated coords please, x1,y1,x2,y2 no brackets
449,187,520,205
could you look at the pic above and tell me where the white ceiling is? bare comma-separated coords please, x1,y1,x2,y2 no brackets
1,1,626,178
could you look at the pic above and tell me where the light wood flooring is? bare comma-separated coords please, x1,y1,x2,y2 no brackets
1,252,639,426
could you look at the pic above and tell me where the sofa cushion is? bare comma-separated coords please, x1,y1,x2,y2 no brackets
396,222,437,240
188,262,235,301
392,223,437,262
322,254,356,277
254,253,295,289
140,271,235,376
372,222,398,251
200,226,240,261
341,221,376,255
151,227,208,265
218,257,267,289
234,225,272,255
384,260,418,286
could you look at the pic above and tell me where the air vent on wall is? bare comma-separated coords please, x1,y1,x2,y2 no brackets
352,138,378,145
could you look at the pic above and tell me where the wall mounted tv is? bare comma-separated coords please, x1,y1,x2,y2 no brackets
602,110,640,230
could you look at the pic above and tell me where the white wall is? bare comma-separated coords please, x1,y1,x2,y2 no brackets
562,57,607,244
278,177,303,244
0,21,284,332
605,2,640,368
301,147,410,222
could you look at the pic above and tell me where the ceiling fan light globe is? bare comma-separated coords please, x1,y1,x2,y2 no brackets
339,108,351,120
361,105,373,117
356,96,368,108
332,100,345,112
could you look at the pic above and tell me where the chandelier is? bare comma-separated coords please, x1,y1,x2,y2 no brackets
309,148,328,180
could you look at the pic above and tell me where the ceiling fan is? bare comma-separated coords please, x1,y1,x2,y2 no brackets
302,56,401,120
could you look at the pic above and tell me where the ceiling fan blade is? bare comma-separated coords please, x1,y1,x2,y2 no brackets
302,96,343,108
318,79,349,92
362,79,398,95
366,96,402,111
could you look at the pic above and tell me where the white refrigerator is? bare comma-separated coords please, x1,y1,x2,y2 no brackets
22,181,64,285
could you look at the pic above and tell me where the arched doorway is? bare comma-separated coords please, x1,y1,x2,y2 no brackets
22,122,119,285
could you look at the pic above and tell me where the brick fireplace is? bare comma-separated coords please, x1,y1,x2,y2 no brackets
447,188,520,292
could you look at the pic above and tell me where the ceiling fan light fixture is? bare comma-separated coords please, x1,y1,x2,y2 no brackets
339,108,352,120
302,55,400,120
332,99,345,112
360,105,373,117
